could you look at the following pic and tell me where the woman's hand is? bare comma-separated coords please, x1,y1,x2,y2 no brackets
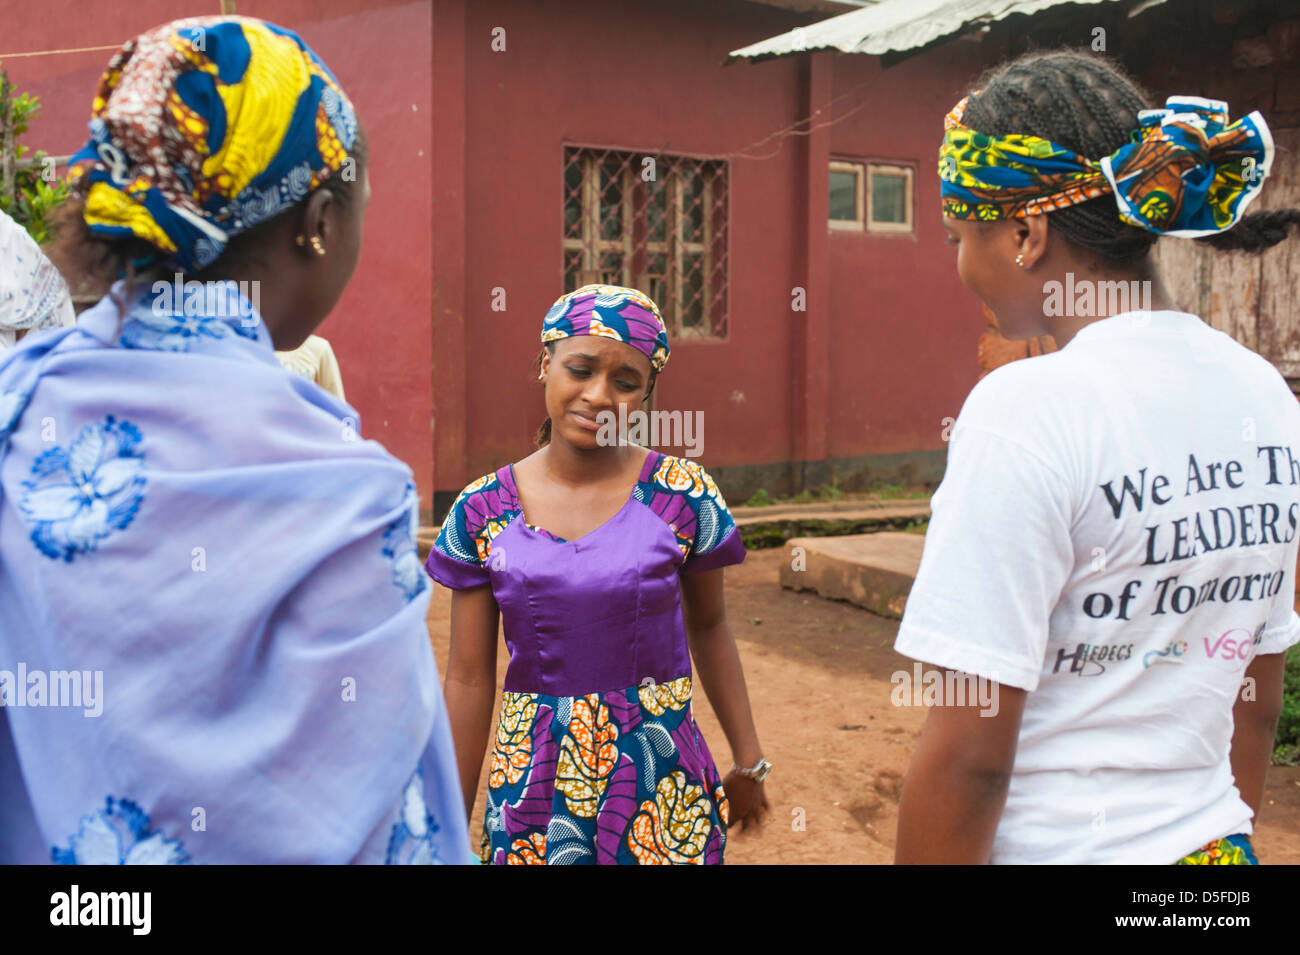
721,770,769,834
680,568,769,838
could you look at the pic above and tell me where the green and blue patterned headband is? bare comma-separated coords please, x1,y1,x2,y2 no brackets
939,94,1273,237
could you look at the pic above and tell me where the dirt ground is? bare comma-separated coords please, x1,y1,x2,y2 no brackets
425,547,1300,865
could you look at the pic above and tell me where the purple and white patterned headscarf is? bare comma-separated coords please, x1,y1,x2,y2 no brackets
541,284,670,374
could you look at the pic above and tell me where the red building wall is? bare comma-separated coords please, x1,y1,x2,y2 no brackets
826,46,992,463
8,0,997,516
447,0,814,489
6,0,437,505
442,0,988,503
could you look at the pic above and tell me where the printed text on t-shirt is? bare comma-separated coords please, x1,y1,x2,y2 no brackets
1085,447,1296,621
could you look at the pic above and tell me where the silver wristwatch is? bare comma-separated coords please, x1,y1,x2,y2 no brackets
732,757,772,782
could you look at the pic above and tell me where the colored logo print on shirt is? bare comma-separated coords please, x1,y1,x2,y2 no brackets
1142,639,1189,668
1052,642,1134,677
1202,624,1265,663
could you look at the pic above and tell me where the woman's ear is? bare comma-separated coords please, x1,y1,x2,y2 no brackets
1019,214,1050,269
297,188,335,252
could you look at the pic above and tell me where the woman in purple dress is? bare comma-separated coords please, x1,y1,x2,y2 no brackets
425,284,769,864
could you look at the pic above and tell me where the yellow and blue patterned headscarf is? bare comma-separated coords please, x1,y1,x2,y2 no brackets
939,93,1273,237
67,16,358,272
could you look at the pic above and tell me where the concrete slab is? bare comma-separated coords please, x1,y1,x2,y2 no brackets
737,501,930,550
780,532,926,620
732,502,930,527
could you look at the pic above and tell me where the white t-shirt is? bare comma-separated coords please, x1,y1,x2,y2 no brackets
895,309,1300,865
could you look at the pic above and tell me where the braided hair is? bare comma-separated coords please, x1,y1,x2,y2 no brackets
960,50,1299,261
535,343,557,447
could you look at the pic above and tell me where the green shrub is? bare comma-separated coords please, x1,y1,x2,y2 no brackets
1276,643,1300,765
0,72,70,245
815,484,843,501
869,481,929,501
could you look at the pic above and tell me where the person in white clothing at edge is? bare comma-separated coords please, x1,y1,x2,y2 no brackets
277,333,346,400
0,208,75,353
894,49,1300,865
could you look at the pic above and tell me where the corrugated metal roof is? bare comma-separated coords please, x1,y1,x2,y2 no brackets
729,0,1156,59
742,0,878,12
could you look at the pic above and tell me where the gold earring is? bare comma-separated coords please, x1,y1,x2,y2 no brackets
295,234,306,247
1015,253,1025,267
311,236,325,256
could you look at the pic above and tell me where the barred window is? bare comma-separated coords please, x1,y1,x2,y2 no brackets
563,146,729,338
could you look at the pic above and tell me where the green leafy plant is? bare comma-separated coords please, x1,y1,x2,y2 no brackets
742,488,774,508
868,480,930,501
0,72,70,245
815,484,843,502
1276,643,1300,765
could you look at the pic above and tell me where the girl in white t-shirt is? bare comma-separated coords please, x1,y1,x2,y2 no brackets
895,49,1300,864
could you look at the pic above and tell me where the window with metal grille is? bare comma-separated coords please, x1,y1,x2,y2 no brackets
563,146,729,338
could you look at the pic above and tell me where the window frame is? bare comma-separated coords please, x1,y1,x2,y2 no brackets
827,158,916,236
866,162,914,234
562,144,730,341
828,159,865,231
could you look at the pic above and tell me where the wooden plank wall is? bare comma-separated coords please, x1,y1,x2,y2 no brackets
1153,127,1300,382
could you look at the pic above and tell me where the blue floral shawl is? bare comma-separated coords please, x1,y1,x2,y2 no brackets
0,281,472,864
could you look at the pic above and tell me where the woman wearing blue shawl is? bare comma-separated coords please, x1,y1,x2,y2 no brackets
0,16,472,864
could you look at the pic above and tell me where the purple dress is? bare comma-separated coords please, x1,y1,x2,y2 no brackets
425,450,746,864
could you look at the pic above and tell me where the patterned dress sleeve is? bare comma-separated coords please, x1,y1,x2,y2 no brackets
649,455,746,575
424,470,514,590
